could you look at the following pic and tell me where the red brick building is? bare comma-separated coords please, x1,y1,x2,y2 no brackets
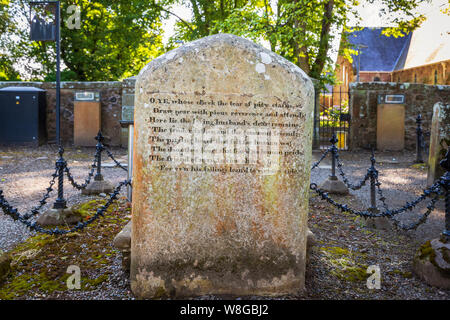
335,17,450,90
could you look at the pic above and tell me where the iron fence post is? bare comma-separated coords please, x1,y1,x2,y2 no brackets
330,134,338,180
368,149,379,213
94,131,104,182
53,146,67,209
416,114,424,163
440,148,450,241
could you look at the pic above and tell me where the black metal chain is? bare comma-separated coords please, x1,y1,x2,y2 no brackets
311,147,332,171
335,150,371,190
0,179,131,235
104,148,128,172
64,151,99,190
310,178,442,222
0,166,59,221
375,175,390,212
310,183,386,218
390,191,441,231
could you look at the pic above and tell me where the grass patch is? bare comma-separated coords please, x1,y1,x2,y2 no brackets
0,197,130,300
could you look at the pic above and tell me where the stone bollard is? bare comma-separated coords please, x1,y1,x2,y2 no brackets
37,147,81,227
113,221,132,271
319,134,349,195
413,148,450,289
82,131,114,196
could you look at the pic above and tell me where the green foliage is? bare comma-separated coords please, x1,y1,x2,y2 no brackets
0,0,429,83
0,0,20,80
1,0,171,81
59,0,168,81
171,0,425,86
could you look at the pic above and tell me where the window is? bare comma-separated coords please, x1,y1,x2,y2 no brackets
414,74,417,83
434,70,438,84
373,76,380,82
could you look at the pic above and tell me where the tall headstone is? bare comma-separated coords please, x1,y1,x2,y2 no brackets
427,102,449,186
131,34,314,298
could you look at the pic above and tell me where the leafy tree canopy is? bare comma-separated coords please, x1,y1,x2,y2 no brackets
169,0,428,85
1,0,171,81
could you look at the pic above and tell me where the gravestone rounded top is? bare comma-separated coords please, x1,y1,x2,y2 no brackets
131,34,315,299
136,33,313,103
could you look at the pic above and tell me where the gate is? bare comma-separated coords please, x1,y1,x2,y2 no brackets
313,87,351,150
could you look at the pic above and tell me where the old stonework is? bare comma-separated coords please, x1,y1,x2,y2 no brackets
131,34,314,298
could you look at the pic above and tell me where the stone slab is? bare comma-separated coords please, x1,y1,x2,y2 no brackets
319,177,349,195
81,180,114,195
131,34,314,299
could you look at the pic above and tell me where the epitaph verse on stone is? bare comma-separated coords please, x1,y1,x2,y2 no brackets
131,34,314,299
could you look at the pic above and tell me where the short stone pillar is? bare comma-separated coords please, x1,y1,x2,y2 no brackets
414,148,450,289
131,34,314,298
413,238,450,289
319,135,349,195
82,132,114,195
427,103,449,186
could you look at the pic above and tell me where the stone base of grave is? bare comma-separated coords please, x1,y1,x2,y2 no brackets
36,208,82,227
413,237,450,289
319,177,349,195
81,179,114,195
113,221,132,271
119,222,309,287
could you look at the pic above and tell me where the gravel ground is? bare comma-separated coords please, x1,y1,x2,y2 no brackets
0,145,449,300
0,144,129,252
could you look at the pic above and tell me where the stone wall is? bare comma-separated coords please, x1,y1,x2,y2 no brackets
0,81,125,146
120,77,136,147
349,82,450,150
392,60,450,85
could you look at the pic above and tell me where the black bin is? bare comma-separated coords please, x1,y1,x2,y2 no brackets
0,87,47,146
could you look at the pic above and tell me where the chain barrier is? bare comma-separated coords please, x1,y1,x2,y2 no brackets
0,179,131,235
0,131,130,236
335,151,371,190
0,167,59,221
310,179,442,224
310,183,385,218
311,146,332,171
104,148,128,172
64,151,99,190
311,137,449,234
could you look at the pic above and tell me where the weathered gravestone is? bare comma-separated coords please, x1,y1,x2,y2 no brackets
131,34,314,298
427,102,449,186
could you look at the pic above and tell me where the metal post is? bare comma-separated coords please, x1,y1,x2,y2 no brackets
330,134,338,180
368,149,378,213
120,120,134,202
440,148,450,241
52,1,66,209
127,124,134,202
94,131,104,182
415,114,424,163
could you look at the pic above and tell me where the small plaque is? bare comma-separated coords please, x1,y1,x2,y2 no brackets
75,92,100,102
378,94,405,104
